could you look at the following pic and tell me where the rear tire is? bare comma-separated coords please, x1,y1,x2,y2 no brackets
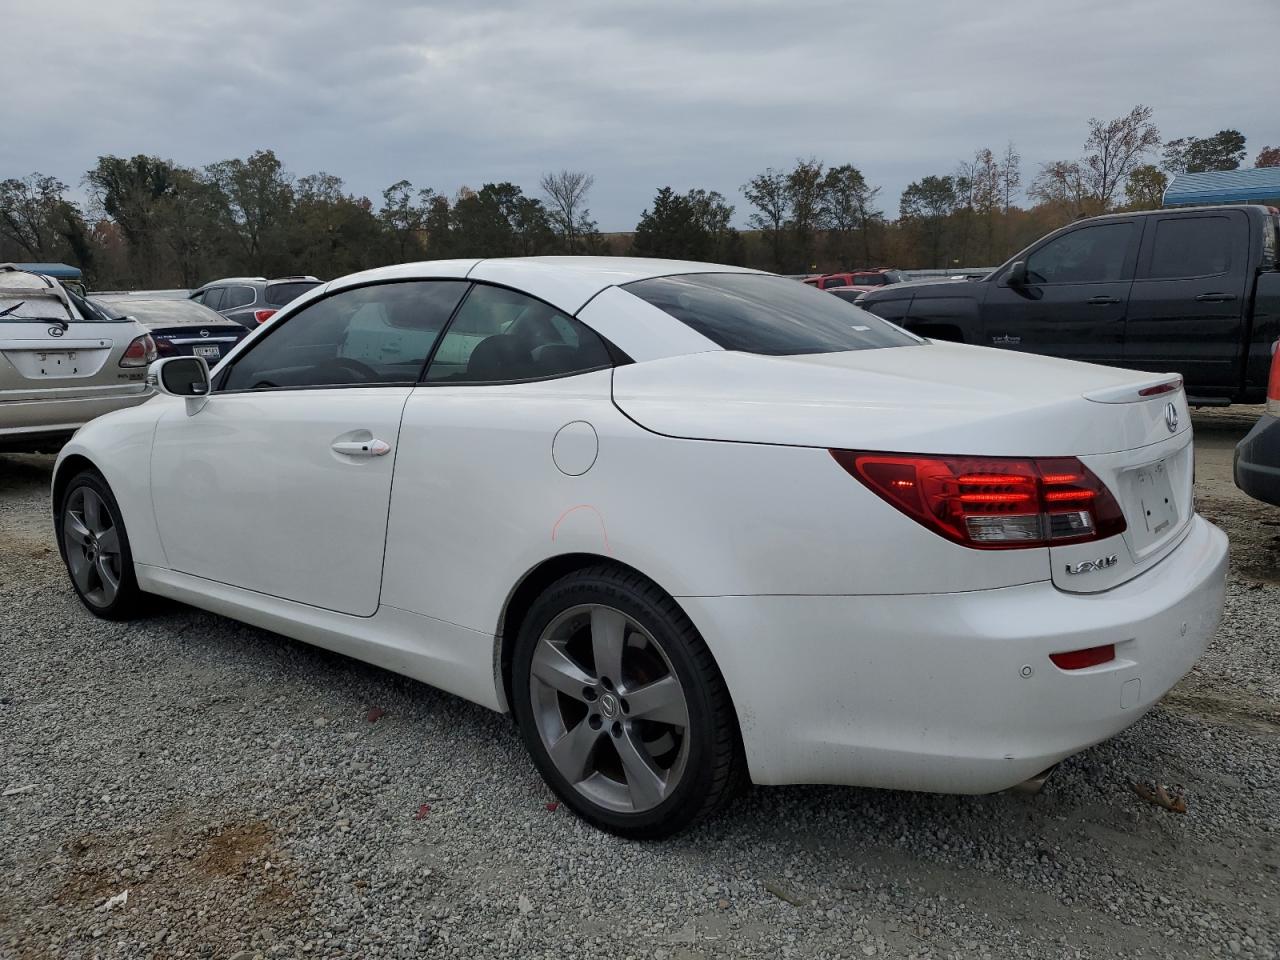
55,470,144,621
512,565,744,839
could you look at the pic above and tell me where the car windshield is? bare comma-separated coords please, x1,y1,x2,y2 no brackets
623,272,920,356
94,299,227,326
1,291,79,322
266,281,321,307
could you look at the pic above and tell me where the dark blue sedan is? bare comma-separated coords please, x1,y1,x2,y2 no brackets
92,296,250,365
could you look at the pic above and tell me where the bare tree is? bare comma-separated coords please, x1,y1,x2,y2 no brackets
786,157,825,272
742,167,789,270
540,170,595,253
1029,160,1090,210
1079,105,1160,210
1000,141,1022,212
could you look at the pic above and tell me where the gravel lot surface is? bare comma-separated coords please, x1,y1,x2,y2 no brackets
1,408,1277,960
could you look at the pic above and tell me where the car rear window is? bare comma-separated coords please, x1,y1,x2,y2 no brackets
623,273,919,356
266,281,321,307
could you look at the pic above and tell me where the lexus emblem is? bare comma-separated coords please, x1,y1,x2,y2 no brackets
1164,402,1179,433
48,326,65,337
199,329,210,338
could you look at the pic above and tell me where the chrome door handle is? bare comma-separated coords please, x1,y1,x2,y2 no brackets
332,439,392,457
1195,292,1237,302
1087,296,1121,305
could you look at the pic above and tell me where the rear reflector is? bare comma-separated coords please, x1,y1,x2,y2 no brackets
254,309,277,324
830,451,1127,549
1049,645,1115,670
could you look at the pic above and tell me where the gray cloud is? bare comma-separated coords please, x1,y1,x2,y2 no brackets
2,0,1275,229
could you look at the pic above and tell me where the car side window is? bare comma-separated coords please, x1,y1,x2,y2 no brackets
221,280,469,391
201,288,225,311
1025,222,1135,284
222,286,256,310
424,284,612,384
1145,216,1233,279
823,277,847,288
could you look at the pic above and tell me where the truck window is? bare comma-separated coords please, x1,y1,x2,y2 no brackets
1025,222,1135,284
1146,216,1233,279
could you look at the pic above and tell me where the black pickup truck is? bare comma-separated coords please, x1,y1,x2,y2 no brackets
858,204,1280,405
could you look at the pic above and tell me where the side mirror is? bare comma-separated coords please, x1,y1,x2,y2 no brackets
148,356,210,398
1006,261,1029,287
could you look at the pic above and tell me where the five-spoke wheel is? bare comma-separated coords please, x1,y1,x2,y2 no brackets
57,471,142,620
513,566,743,838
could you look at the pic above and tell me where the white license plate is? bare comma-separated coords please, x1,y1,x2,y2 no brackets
193,345,220,359
1129,458,1177,547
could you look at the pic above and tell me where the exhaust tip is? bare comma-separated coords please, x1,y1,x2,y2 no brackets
1010,764,1059,796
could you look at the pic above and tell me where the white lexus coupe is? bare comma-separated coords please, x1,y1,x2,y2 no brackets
53,258,1228,838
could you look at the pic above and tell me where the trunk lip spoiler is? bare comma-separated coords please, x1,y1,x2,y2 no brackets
1083,375,1184,404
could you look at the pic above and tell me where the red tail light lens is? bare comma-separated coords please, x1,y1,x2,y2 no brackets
254,309,277,324
830,451,1126,549
118,333,157,367
1049,644,1115,670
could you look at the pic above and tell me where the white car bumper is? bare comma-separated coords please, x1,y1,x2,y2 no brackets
680,514,1228,793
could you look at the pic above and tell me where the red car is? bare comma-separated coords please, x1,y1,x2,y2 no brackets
803,269,904,291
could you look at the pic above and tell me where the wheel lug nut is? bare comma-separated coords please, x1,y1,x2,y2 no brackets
583,688,597,701
600,677,613,691
619,698,630,715
611,721,622,738
588,715,602,730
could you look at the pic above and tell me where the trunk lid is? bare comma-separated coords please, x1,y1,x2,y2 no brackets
0,322,147,401
613,342,1195,591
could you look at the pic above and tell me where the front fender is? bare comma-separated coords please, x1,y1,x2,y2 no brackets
53,399,170,567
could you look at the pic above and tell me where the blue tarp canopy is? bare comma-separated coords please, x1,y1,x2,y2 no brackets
11,262,83,279
1164,167,1280,207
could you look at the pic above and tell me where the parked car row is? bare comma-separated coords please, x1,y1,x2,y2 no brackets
0,271,322,451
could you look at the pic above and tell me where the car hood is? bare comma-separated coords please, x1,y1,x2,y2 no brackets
611,342,1189,457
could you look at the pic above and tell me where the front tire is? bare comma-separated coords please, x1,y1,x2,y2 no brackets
512,565,743,839
55,470,144,621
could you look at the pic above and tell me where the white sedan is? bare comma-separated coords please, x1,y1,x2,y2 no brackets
52,257,1228,838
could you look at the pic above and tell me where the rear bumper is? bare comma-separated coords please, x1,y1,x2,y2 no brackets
0,390,153,447
680,514,1228,793
1234,413,1280,507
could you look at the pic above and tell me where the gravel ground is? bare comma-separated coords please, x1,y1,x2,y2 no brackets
1,408,1278,960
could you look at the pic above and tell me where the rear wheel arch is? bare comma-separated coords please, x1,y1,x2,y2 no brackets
495,554,732,719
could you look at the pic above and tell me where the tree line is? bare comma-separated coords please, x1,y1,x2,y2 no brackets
1,107,1275,288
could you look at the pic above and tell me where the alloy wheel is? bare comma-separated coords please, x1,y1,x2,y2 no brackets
529,603,691,813
62,486,123,608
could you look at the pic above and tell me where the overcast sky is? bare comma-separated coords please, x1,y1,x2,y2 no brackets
3,0,1275,230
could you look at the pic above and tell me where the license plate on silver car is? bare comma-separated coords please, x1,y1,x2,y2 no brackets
1129,458,1177,548
193,345,220,359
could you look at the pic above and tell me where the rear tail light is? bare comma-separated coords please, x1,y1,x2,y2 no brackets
154,337,176,356
1267,340,1280,417
1049,644,1115,670
254,309,277,324
830,451,1126,549
119,333,157,367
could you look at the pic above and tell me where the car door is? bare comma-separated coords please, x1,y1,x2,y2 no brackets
149,278,469,616
379,283,616,633
219,284,259,328
979,219,1140,366
1123,210,1251,395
